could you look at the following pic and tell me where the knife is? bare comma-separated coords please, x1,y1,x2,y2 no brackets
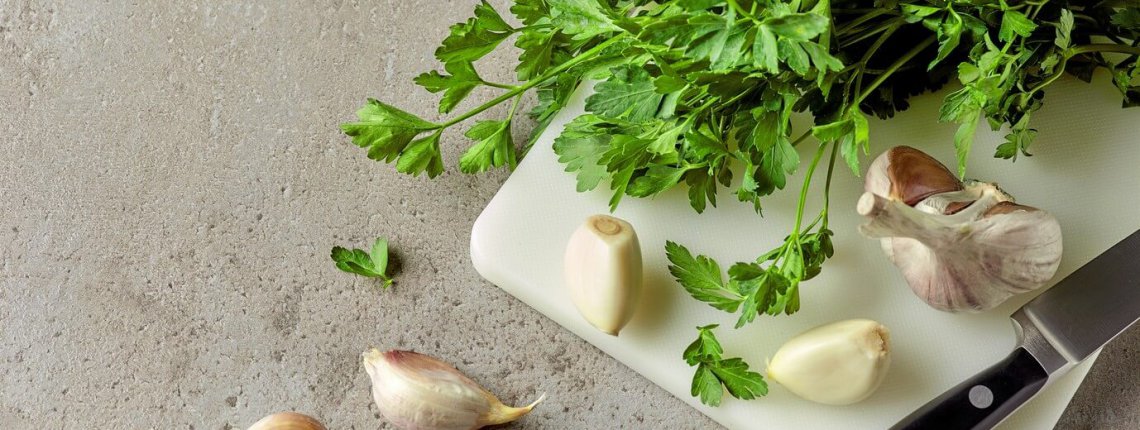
891,229,1140,430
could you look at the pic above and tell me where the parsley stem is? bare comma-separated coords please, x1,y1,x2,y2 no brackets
481,80,518,90
835,8,891,35
1070,43,1140,57
792,141,829,236
506,93,523,121
853,36,936,106
803,140,841,233
1020,43,1140,104
853,22,901,97
838,17,904,49
438,36,627,129
725,0,757,22
789,129,813,148
820,140,840,230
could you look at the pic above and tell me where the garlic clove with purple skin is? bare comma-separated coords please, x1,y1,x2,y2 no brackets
858,146,1063,312
362,349,544,430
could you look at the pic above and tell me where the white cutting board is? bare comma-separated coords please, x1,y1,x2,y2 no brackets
471,75,1140,429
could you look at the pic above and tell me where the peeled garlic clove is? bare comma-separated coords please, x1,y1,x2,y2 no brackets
767,319,891,405
247,412,326,430
858,146,1063,312
363,348,543,430
564,214,643,335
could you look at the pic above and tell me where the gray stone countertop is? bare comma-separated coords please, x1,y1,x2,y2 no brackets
1,1,1136,428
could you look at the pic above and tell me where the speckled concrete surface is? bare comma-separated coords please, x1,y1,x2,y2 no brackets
0,1,1136,429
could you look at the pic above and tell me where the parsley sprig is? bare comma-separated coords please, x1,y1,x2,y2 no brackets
331,237,396,288
684,324,768,406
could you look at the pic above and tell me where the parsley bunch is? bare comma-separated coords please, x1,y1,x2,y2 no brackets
342,0,1140,405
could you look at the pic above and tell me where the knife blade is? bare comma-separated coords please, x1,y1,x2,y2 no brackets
892,229,1140,430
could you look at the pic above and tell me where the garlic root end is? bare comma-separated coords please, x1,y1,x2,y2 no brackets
481,393,545,426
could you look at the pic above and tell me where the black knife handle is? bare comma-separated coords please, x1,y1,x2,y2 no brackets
891,347,1049,430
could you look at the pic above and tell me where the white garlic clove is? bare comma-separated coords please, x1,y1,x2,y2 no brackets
564,214,643,336
247,412,327,430
362,349,543,430
858,146,1063,312
767,319,891,405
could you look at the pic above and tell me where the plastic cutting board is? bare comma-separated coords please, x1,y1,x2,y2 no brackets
471,75,1140,429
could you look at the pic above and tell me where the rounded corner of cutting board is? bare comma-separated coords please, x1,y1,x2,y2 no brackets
470,197,509,288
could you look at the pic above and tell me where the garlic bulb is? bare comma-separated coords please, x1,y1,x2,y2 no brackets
767,319,891,405
564,214,643,335
362,348,543,430
247,412,326,430
858,146,1062,312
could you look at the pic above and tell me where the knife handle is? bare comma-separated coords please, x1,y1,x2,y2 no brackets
891,347,1049,430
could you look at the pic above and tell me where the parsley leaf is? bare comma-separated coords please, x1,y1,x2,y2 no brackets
765,13,829,41
547,0,622,40
435,0,514,65
585,65,665,122
341,99,440,169
683,325,768,406
460,119,517,173
415,61,483,114
553,115,610,192
515,29,558,81
666,241,743,312
396,130,445,178
999,10,1037,43
331,237,395,288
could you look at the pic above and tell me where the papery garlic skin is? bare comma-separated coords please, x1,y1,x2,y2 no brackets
767,319,891,406
858,146,1063,312
564,215,643,335
362,349,542,430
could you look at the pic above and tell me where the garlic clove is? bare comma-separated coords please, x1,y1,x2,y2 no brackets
247,412,327,430
564,214,643,336
362,348,543,430
865,146,963,206
859,146,1063,312
767,319,891,406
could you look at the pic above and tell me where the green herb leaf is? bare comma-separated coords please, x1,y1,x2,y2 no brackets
553,115,610,192
684,325,767,406
691,364,724,406
666,241,743,312
1000,10,1038,42
710,358,769,400
435,1,514,65
331,237,395,287
683,324,724,364
515,29,558,81
396,130,445,178
754,26,780,73
511,0,548,26
1055,9,1074,49
341,99,439,166
460,119,517,173
547,0,621,40
765,13,829,41
847,110,870,174
415,61,483,114
954,115,980,177
586,65,665,121
930,11,963,69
